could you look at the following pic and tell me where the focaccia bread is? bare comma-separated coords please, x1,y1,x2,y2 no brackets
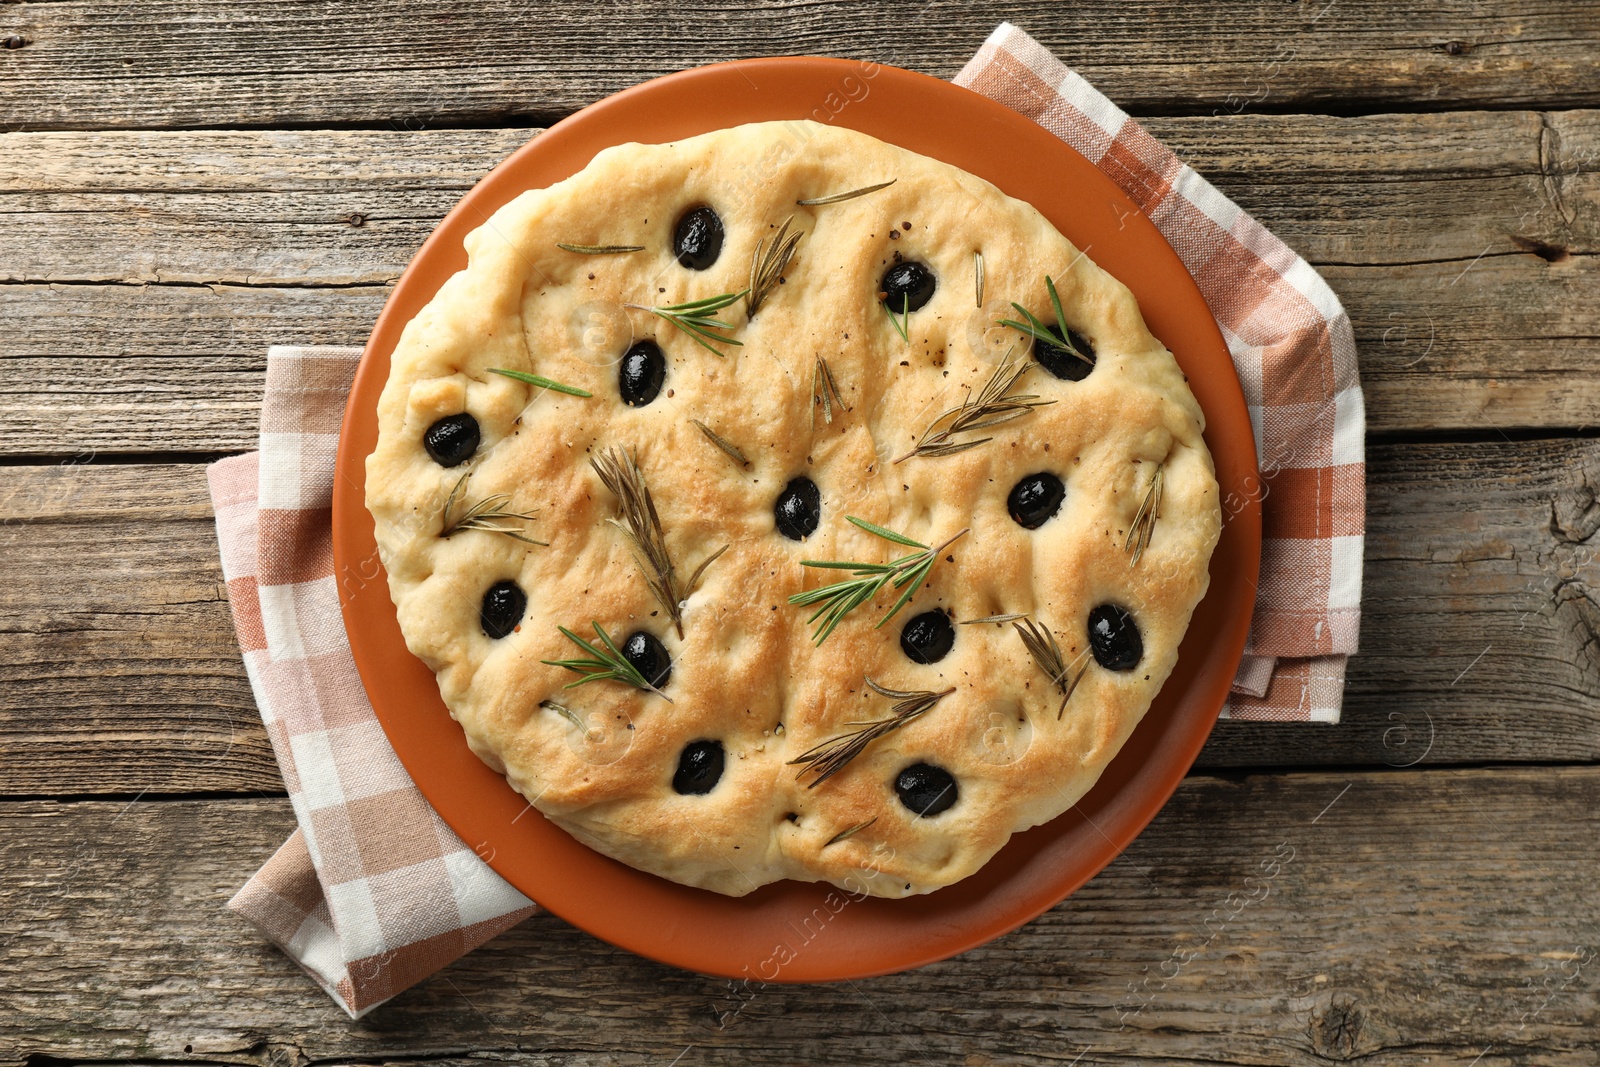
365,120,1220,897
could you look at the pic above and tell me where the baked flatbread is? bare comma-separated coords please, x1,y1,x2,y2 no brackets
366,120,1220,897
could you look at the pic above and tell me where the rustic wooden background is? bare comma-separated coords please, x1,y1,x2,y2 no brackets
4,2,1600,1063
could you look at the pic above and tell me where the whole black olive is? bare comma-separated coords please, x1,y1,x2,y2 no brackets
480,580,526,640
618,340,666,406
423,413,480,467
900,610,955,664
673,206,724,270
895,762,957,817
673,740,725,795
1034,325,1096,382
621,630,672,689
1087,603,1142,671
880,261,937,314
774,476,821,540
1007,473,1065,529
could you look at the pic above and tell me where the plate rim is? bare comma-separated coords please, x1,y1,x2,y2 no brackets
333,55,1261,983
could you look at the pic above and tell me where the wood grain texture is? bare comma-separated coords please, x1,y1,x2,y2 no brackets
2,436,1596,795
2,112,1597,454
2,1,1599,131
5,769,1598,1065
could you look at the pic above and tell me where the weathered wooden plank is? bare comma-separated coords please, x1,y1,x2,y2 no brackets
2,112,1597,449
7,112,1597,281
1,260,1596,452
4,769,1598,1065
2,1,1599,131
1,436,1597,794
0,463,277,793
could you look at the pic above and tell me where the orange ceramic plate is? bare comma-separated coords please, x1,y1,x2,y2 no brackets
333,58,1260,983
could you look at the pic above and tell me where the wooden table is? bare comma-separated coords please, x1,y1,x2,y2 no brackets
4,3,1599,1063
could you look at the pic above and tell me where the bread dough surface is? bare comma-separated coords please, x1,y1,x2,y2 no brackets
366,120,1221,897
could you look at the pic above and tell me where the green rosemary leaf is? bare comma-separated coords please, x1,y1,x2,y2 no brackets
487,367,593,397
691,419,749,469
844,514,926,548
438,471,548,546
747,216,803,319
787,520,968,645
812,356,844,429
1046,274,1069,336
995,274,1093,367
539,699,586,730
686,542,728,593
893,350,1053,463
882,291,911,343
960,612,1029,625
1124,462,1165,566
1013,618,1087,719
796,179,896,206
787,678,953,787
824,816,878,847
626,290,749,355
556,242,645,255
543,622,672,701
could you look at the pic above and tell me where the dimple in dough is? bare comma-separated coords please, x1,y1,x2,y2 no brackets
365,120,1221,898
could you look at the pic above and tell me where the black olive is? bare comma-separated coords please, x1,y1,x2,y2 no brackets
621,630,672,689
480,580,525,640
895,762,957,817
774,476,821,540
618,340,665,406
1087,604,1142,671
423,412,480,467
673,739,725,795
1034,326,1096,382
900,610,955,664
880,261,937,314
673,206,724,270
1007,473,1065,529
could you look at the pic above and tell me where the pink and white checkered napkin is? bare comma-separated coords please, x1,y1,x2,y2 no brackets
208,25,1365,1016
209,347,536,1019
957,23,1365,721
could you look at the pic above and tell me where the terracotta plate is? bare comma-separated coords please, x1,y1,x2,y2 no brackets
333,57,1261,982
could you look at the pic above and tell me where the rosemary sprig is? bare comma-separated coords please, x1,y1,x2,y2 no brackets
892,352,1054,463
1014,618,1088,719
487,367,593,397
592,448,723,638
788,679,954,788
438,471,548,546
961,612,1028,625
556,242,645,255
811,356,844,429
883,291,911,343
996,275,1093,367
542,622,672,702
625,290,748,356
974,250,985,307
1125,462,1164,566
796,179,896,206
539,699,586,731
690,419,749,469
747,216,803,318
788,517,968,645
824,816,878,848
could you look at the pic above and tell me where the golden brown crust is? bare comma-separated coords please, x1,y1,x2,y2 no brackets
366,120,1220,897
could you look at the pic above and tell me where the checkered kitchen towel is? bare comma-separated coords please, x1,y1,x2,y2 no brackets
209,347,536,1019
207,24,1365,1016
957,23,1364,721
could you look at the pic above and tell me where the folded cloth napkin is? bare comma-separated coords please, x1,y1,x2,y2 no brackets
208,22,1364,1016
209,347,537,1019
956,23,1365,722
